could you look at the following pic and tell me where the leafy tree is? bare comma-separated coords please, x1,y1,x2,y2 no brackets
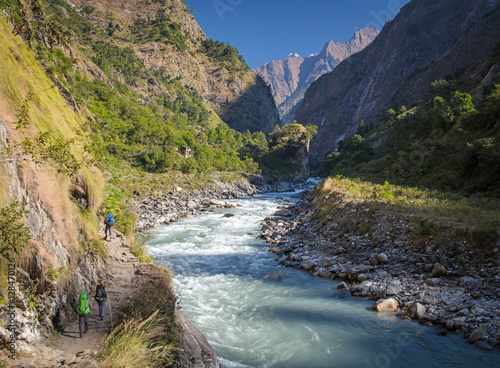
0,202,31,261
451,91,476,117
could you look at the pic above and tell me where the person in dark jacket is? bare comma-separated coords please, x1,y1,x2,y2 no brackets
95,280,107,320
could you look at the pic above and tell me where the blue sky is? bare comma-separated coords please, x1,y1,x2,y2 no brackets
185,0,411,68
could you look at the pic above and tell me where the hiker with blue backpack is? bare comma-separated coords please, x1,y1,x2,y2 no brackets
104,213,115,241
76,291,92,338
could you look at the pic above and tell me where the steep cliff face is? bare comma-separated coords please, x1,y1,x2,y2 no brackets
69,0,279,133
255,27,379,124
295,0,500,165
0,10,107,349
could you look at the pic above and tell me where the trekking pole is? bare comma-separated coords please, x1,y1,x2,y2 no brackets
108,298,113,329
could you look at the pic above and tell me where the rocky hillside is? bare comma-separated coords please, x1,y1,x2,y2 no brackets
295,0,500,165
66,0,280,134
255,27,378,124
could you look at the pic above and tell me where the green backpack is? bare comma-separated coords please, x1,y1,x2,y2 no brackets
77,292,90,315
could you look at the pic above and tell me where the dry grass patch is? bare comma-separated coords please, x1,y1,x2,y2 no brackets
98,266,178,367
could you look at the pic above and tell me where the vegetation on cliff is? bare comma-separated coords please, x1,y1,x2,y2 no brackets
241,123,317,177
320,80,500,197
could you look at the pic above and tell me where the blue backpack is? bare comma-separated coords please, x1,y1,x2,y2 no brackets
106,213,114,224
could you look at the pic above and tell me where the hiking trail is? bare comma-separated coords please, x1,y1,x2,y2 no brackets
8,226,139,368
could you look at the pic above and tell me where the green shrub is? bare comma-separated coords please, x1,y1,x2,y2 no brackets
0,202,31,261
470,226,498,252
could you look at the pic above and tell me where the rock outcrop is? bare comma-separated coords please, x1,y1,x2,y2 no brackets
176,309,221,368
295,0,500,165
255,27,378,124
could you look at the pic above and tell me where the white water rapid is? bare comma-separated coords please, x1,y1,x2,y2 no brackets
147,191,500,368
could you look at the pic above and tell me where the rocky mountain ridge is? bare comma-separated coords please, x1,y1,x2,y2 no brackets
255,27,379,124
295,0,500,165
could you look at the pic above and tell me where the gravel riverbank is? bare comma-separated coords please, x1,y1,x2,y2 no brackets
135,180,261,229
261,189,500,351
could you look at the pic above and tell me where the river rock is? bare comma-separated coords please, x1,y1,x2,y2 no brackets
467,325,487,344
372,298,399,312
302,260,316,271
274,182,294,192
431,263,447,277
470,305,485,315
316,268,333,278
358,274,369,282
377,253,389,264
269,247,282,254
476,341,494,350
333,289,352,299
274,209,292,217
276,255,288,263
347,265,369,281
386,281,402,295
406,303,426,319
223,213,235,218
334,247,346,255
266,271,287,280
337,282,348,290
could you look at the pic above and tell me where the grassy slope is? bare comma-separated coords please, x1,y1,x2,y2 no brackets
315,177,500,252
0,14,104,291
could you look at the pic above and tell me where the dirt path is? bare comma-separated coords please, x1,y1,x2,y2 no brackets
8,227,140,368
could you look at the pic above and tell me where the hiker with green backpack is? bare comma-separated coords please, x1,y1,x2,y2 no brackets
76,291,92,338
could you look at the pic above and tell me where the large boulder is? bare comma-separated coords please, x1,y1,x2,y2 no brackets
406,303,426,319
372,298,399,312
347,265,369,281
301,260,317,271
386,281,402,296
377,253,389,264
274,209,292,217
175,309,221,368
467,325,487,344
431,263,447,277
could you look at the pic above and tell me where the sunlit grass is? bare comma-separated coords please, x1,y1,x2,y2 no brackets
316,176,500,229
98,266,178,367
0,14,105,262
98,310,177,368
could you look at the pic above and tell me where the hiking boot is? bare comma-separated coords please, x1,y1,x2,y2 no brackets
100,316,104,321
